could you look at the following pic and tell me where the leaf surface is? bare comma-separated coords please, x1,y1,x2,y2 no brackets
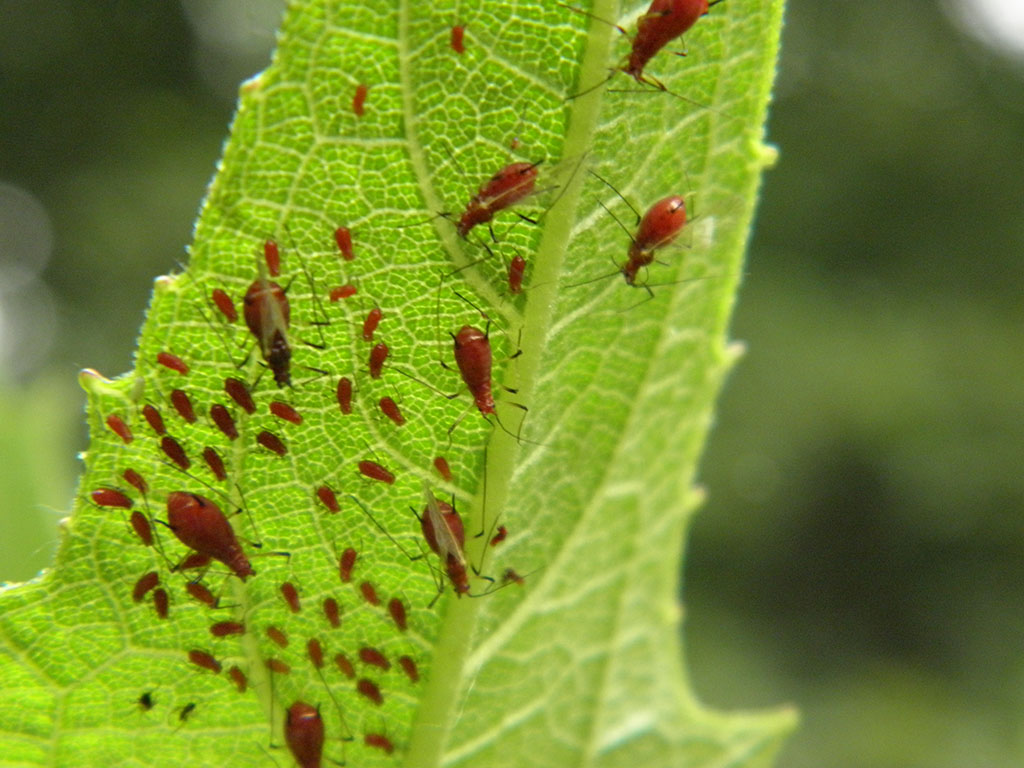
0,1,793,766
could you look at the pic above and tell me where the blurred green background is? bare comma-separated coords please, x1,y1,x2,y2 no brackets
0,1,1021,766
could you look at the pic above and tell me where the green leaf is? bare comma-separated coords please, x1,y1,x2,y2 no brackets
0,1,794,766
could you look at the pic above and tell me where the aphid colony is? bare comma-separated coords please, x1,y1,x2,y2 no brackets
82,1,723,765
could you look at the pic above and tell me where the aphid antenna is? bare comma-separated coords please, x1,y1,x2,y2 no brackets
555,2,629,37
347,494,423,562
589,169,643,224
281,222,330,350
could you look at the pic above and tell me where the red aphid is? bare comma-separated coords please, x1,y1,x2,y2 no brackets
451,24,466,54
379,396,405,426
357,678,383,706
264,238,281,277
105,414,133,444
421,488,471,596
243,278,291,387
224,378,256,415
620,194,687,285
359,581,380,606
209,621,245,637
156,351,189,376
388,598,407,632
160,436,190,471
368,342,389,379
622,0,718,88
266,626,289,648
122,469,148,495
339,547,357,583
188,649,221,674
152,588,169,619
334,227,354,261
269,400,302,424
307,638,324,669
316,485,339,513
352,84,368,117
267,658,291,675
202,447,227,482
92,488,132,509
359,647,389,671
211,288,237,322
228,665,248,693
130,511,154,547
323,597,341,628
285,702,324,768
398,655,419,683
358,460,394,485
452,326,496,416
433,456,453,483
362,307,382,341
490,525,508,547
503,568,526,586
257,430,287,456
186,580,217,607
329,284,357,301
132,571,159,602
210,404,238,440
142,404,166,435
166,492,253,580
280,581,301,613
336,377,353,414
365,733,395,755
170,389,197,423
335,654,355,678
456,161,540,239
178,552,213,571
508,253,527,294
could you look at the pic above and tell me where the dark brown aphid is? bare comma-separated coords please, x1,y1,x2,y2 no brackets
368,342,389,379
358,647,389,671
352,84,368,117
433,456,452,482
156,351,189,376
398,655,419,683
170,389,197,423
105,414,133,444
130,511,154,547
365,733,395,755
490,525,508,547
503,568,526,586
136,691,156,711
228,665,248,693
280,581,301,613
266,626,289,648
307,638,324,670
165,492,253,580
202,447,227,482
358,460,394,485
269,400,302,424
122,468,148,495
378,396,405,426
178,702,197,723
186,580,217,608
142,404,166,435
388,597,407,632
92,488,132,509
266,658,291,675
334,227,354,261
359,581,380,606
243,277,292,387
257,430,287,456
339,548,357,582
161,436,190,471
188,649,221,674
329,284,357,301
285,701,323,768
336,377,353,414
362,307,382,341
356,678,383,706
323,597,341,628
224,378,256,415
152,588,169,619
334,653,355,678
209,621,245,637
211,288,237,322
316,485,339,513
210,404,238,440
132,571,159,602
